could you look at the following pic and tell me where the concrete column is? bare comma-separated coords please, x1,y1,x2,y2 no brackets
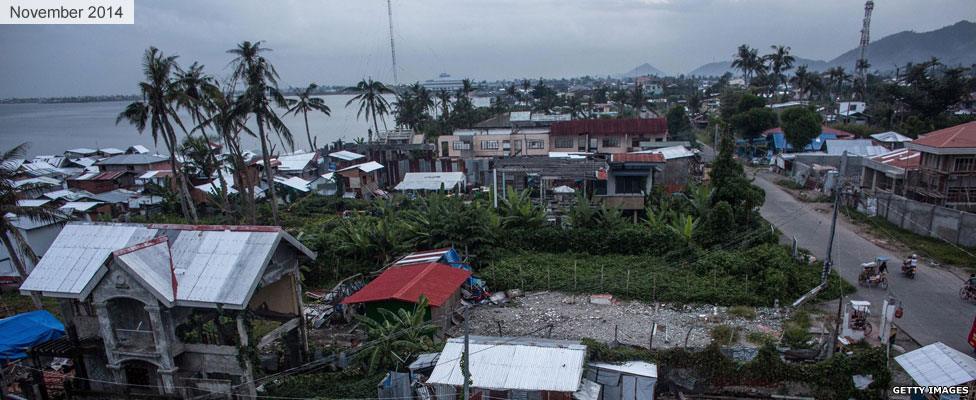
144,304,177,395
93,302,119,364
237,315,258,398
293,272,309,361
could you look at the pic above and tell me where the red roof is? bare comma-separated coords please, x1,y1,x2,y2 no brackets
610,153,665,163
913,121,976,149
341,262,470,307
550,118,668,136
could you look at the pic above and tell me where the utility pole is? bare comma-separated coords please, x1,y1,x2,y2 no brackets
462,306,471,400
826,151,849,357
822,150,849,284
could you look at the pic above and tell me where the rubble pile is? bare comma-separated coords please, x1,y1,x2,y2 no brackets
455,291,787,349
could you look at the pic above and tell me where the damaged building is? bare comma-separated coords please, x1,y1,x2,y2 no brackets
18,222,316,398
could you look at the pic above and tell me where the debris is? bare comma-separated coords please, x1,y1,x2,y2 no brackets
505,289,524,299
590,294,617,305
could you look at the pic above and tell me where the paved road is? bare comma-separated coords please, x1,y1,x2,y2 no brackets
754,173,974,353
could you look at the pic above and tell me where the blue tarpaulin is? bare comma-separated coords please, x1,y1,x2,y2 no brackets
768,131,838,152
0,310,65,363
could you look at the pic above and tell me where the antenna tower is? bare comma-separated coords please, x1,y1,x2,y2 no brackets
387,0,398,85
855,0,874,98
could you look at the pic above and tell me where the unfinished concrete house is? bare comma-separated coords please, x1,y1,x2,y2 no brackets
19,222,316,398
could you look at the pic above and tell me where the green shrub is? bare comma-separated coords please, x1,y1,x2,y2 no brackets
728,306,757,320
710,325,740,346
261,370,384,399
746,331,777,346
782,310,814,349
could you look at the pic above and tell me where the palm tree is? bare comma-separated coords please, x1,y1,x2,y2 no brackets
196,88,258,222
825,66,849,102
346,78,394,144
631,84,647,117
285,83,331,151
174,62,234,214
732,44,762,86
435,90,452,121
227,40,293,226
765,45,795,96
790,65,812,100
1,143,66,309
117,47,198,223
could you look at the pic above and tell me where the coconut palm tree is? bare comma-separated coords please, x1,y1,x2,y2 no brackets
196,88,258,222
285,83,331,151
345,78,394,144
227,40,293,226
631,83,647,117
790,65,813,100
732,44,763,86
117,47,198,223
0,143,66,309
765,45,795,97
174,62,234,214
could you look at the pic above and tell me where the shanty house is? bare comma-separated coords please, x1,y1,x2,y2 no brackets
341,262,469,333
19,222,316,398
67,171,134,194
395,172,466,193
861,148,921,196
275,151,320,180
549,118,668,154
426,336,587,400
586,362,658,400
598,153,664,211
337,161,385,199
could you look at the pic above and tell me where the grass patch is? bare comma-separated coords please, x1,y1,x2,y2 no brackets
260,370,384,399
776,178,804,190
481,244,852,306
710,325,740,346
0,289,61,318
746,331,777,346
728,305,757,320
844,207,976,269
781,310,813,349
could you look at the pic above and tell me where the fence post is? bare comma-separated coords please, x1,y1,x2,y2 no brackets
626,269,631,293
600,265,605,292
574,262,578,293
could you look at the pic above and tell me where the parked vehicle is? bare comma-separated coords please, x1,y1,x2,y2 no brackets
960,284,976,303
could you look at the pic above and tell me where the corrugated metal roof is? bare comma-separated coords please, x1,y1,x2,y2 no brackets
339,161,384,173
393,248,460,266
633,145,696,160
20,223,316,308
276,152,317,172
274,176,311,192
341,262,470,307
20,224,157,297
895,342,976,387
427,336,586,392
16,199,50,207
589,361,657,378
115,237,176,305
870,131,912,143
824,139,889,157
394,172,465,191
95,154,167,166
610,153,665,163
328,150,365,161
59,202,102,212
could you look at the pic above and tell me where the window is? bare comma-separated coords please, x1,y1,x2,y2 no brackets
954,157,975,172
614,176,646,194
452,141,471,150
528,140,545,149
480,140,499,150
602,137,620,148
554,137,574,149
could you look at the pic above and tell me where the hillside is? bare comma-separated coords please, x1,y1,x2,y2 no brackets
827,20,976,70
687,20,976,77
618,63,668,78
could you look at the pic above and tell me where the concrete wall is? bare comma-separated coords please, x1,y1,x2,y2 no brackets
874,192,976,248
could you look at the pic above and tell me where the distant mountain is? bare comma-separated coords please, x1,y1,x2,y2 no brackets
827,20,976,71
687,20,976,77
618,63,668,78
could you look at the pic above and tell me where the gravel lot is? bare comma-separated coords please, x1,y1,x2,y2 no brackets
451,291,788,349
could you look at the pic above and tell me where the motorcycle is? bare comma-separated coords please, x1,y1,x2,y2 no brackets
961,285,976,303
901,255,917,279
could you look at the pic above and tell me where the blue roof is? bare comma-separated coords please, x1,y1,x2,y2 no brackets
0,311,64,363
768,131,838,152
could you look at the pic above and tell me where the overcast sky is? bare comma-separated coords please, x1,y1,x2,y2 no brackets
1,0,973,98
